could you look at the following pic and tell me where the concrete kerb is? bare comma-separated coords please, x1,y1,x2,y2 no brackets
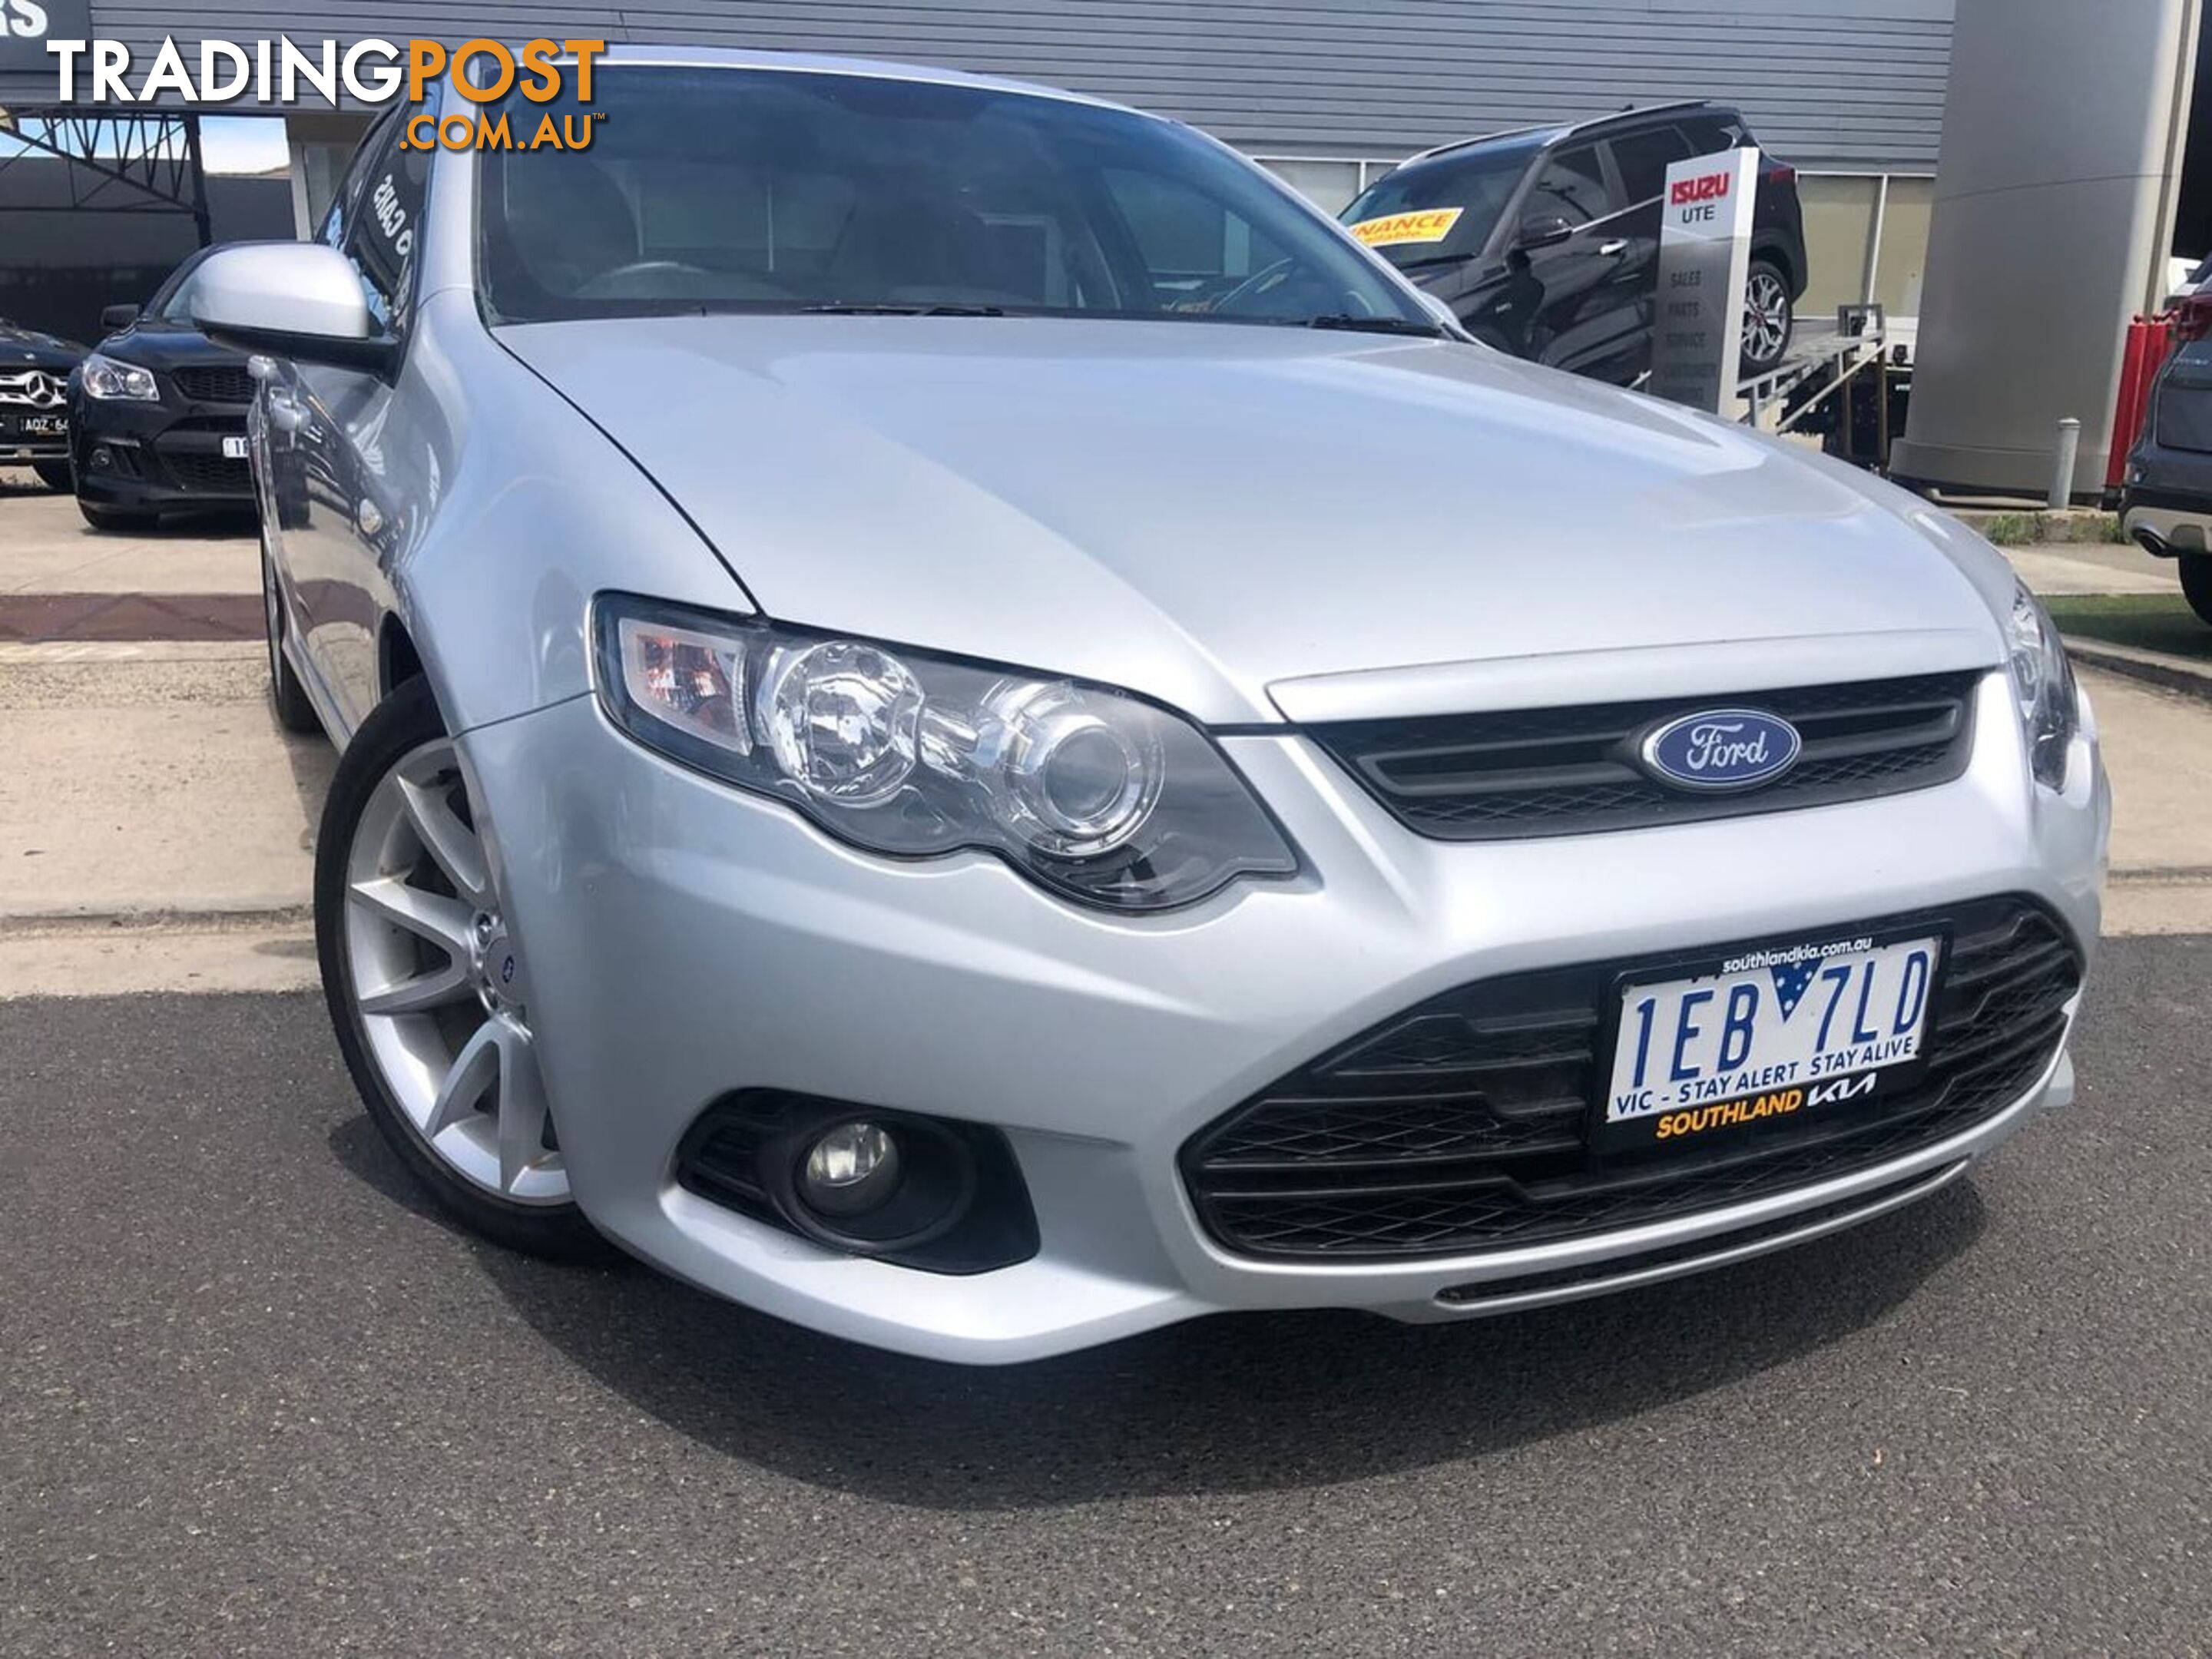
2065,638,2212,706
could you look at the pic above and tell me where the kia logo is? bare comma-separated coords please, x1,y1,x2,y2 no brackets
1638,708,1802,793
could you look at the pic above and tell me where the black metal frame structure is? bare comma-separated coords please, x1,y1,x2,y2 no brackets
0,108,210,244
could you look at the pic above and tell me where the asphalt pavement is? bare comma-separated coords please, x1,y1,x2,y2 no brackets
3,943,2208,1658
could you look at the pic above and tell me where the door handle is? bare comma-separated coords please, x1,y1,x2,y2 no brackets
1598,239,1629,257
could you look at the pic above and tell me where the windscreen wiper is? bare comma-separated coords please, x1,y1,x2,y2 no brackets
796,303,1008,317
1302,314,1448,336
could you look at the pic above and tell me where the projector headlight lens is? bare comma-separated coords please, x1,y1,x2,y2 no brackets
594,594,1297,911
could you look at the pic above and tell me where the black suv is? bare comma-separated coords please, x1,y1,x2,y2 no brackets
68,245,259,531
1342,102,1808,387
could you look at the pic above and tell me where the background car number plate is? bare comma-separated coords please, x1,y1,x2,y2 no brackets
1599,932,1941,1151
221,436,250,459
22,415,66,435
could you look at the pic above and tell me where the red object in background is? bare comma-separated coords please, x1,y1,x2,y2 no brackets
2108,313,2181,492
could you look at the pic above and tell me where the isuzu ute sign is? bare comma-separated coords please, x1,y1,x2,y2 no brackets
1671,168,1735,206
1649,145,1761,413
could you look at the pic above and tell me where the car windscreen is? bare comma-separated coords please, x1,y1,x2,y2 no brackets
475,66,1431,330
1341,146,1535,270
141,251,208,323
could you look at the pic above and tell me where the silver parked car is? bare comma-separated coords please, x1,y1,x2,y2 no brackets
193,48,2108,1363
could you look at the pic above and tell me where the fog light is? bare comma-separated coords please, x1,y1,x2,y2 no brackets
800,1121,901,1217
90,446,114,471
706,1095,1001,1261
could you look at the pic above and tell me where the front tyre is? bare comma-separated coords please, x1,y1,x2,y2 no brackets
315,675,604,1260
1741,257,1794,376
2181,551,2212,626
33,460,71,492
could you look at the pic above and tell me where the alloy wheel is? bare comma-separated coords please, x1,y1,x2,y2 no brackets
341,737,570,1204
1743,269,1790,366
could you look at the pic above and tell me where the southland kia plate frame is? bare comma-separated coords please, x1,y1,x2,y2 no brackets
1586,909,1958,1163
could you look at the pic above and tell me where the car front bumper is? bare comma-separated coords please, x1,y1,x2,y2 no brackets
459,671,2109,1363
0,419,69,463
71,399,252,511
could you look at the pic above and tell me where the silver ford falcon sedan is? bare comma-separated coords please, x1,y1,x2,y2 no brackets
190,47,2109,1363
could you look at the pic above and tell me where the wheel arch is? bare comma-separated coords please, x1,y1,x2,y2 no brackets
1748,234,1801,298
379,614,426,700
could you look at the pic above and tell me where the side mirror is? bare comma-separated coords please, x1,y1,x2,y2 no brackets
1515,214,1575,250
188,242,396,378
99,303,141,332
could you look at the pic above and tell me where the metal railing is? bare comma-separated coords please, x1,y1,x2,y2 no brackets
1740,305,1892,437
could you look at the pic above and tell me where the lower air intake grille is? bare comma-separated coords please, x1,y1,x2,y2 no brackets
1181,896,2078,1262
161,450,250,493
1307,671,1981,840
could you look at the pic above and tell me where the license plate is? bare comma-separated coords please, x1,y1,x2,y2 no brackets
221,435,249,459
20,415,66,436
1599,932,1942,1152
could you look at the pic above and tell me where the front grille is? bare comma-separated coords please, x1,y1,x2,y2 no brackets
1182,896,2079,1262
161,450,251,494
1308,672,1980,840
0,369,67,410
172,364,256,405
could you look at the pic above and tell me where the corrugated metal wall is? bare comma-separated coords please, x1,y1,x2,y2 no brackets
30,0,1953,168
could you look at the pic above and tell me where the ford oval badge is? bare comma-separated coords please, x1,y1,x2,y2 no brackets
1638,708,1802,793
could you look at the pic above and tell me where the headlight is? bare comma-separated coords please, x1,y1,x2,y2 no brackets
79,353,160,402
592,595,1299,911
2004,582,2076,790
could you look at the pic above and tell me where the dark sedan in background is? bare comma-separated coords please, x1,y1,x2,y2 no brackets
0,318,84,492
1342,101,1808,387
68,245,259,531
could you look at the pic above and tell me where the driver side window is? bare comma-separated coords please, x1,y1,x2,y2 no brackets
313,116,428,337
338,119,430,335
1523,145,1615,229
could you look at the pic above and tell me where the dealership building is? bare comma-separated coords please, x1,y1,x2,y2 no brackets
5,2,1958,323
0,0,2202,493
